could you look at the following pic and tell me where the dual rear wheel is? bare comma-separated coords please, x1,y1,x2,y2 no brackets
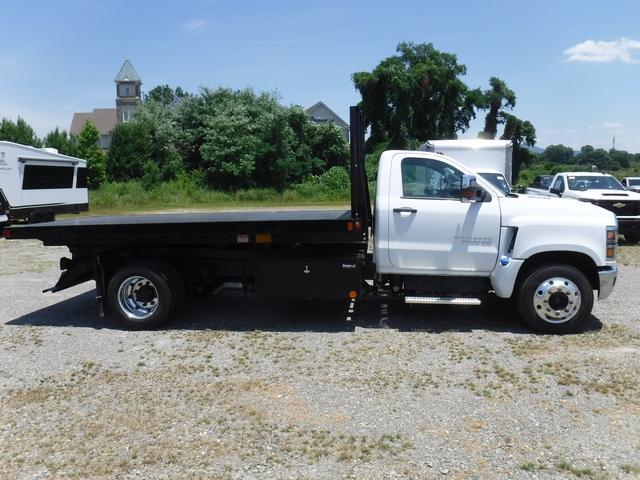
107,261,184,329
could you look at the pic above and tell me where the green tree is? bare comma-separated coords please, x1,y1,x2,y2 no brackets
500,113,536,183
478,77,516,139
76,121,107,189
541,144,575,164
353,42,482,149
43,128,77,156
107,121,154,181
0,117,41,147
608,149,632,169
145,85,188,105
575,145,610,170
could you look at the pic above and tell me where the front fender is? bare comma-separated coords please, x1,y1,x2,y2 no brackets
510,224,606,266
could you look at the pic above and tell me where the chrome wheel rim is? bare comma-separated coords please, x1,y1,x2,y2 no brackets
117,275,159,320
533,276,581,324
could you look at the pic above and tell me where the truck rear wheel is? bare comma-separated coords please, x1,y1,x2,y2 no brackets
516,264,594,334
107,261,182,329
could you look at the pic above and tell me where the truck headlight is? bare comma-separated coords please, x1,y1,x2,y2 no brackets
606,226,617,260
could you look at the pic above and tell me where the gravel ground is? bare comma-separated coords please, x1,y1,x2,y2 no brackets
0,238,639,479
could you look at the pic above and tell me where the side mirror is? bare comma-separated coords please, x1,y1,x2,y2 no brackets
549,187,562,196
460,175,489,203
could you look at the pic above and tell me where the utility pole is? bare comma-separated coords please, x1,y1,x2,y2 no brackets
612,136,616,151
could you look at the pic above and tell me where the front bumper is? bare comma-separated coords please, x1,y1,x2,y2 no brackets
598,265,618,300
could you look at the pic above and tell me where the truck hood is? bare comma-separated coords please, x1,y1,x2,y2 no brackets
500,195,616,228
568,189,640,201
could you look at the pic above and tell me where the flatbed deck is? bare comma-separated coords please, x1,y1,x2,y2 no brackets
6,209,366,248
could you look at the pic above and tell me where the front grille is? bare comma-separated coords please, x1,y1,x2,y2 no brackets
589,200,640,216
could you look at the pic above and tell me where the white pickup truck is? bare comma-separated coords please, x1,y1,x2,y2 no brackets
541,172,640,243
4,108,619,334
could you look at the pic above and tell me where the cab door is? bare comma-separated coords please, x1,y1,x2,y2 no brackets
387,155,501,274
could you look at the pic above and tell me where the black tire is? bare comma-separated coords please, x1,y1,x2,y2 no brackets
516,264,594,334
623,231,640,244
107,261,181,329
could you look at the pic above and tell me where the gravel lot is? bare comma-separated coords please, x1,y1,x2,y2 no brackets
0,238,639,479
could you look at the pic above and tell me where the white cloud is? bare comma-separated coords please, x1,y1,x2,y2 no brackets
602,122,626,129
184,19,207,31
564,37,640,63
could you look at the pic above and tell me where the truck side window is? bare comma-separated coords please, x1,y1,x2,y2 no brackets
401,158,462,199
552,176,565,192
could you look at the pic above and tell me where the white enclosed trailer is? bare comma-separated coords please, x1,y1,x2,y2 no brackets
419,139,513,184
0,141,88,224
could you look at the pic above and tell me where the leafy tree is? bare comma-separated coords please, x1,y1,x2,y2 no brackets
107,121,154,181
478,77,516,139
172,87,347,189
541,144,575,164
0,117,41,147
353,42,482,149
575,145,609,170
76,121,107,189
608,149,632,169
43,128,77,156
500,113,536,183
145,85,188,105
109,85,348,189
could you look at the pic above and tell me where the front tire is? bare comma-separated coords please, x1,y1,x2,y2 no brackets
516,264,594,334
107,261,180,329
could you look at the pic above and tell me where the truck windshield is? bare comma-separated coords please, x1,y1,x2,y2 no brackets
479,172,510,195
567,176,625,191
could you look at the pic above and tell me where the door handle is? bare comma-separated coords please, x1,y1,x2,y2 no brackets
393,207,417,214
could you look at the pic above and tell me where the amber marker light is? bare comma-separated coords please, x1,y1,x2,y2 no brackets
348,290,358,300
255,233,272,244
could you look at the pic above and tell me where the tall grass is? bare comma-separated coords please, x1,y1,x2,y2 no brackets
89,172,352,213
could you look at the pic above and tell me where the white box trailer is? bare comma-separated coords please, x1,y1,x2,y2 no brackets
419,139,513,184
0,141,88,224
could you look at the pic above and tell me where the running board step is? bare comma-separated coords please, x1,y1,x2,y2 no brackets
404,296,482,306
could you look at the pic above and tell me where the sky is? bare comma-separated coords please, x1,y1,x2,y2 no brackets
1,0,639,152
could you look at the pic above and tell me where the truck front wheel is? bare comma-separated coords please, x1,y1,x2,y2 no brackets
516,264,594,334
107,262,181,329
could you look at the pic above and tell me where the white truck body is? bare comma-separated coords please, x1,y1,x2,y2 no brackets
0,141,88,224
419,139,513,183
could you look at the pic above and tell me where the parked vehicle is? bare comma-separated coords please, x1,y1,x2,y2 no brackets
0,141,88,224
419,139,513,183
4,108,618,334
542,172,640,243
526,175,554,196
620,177,640,193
